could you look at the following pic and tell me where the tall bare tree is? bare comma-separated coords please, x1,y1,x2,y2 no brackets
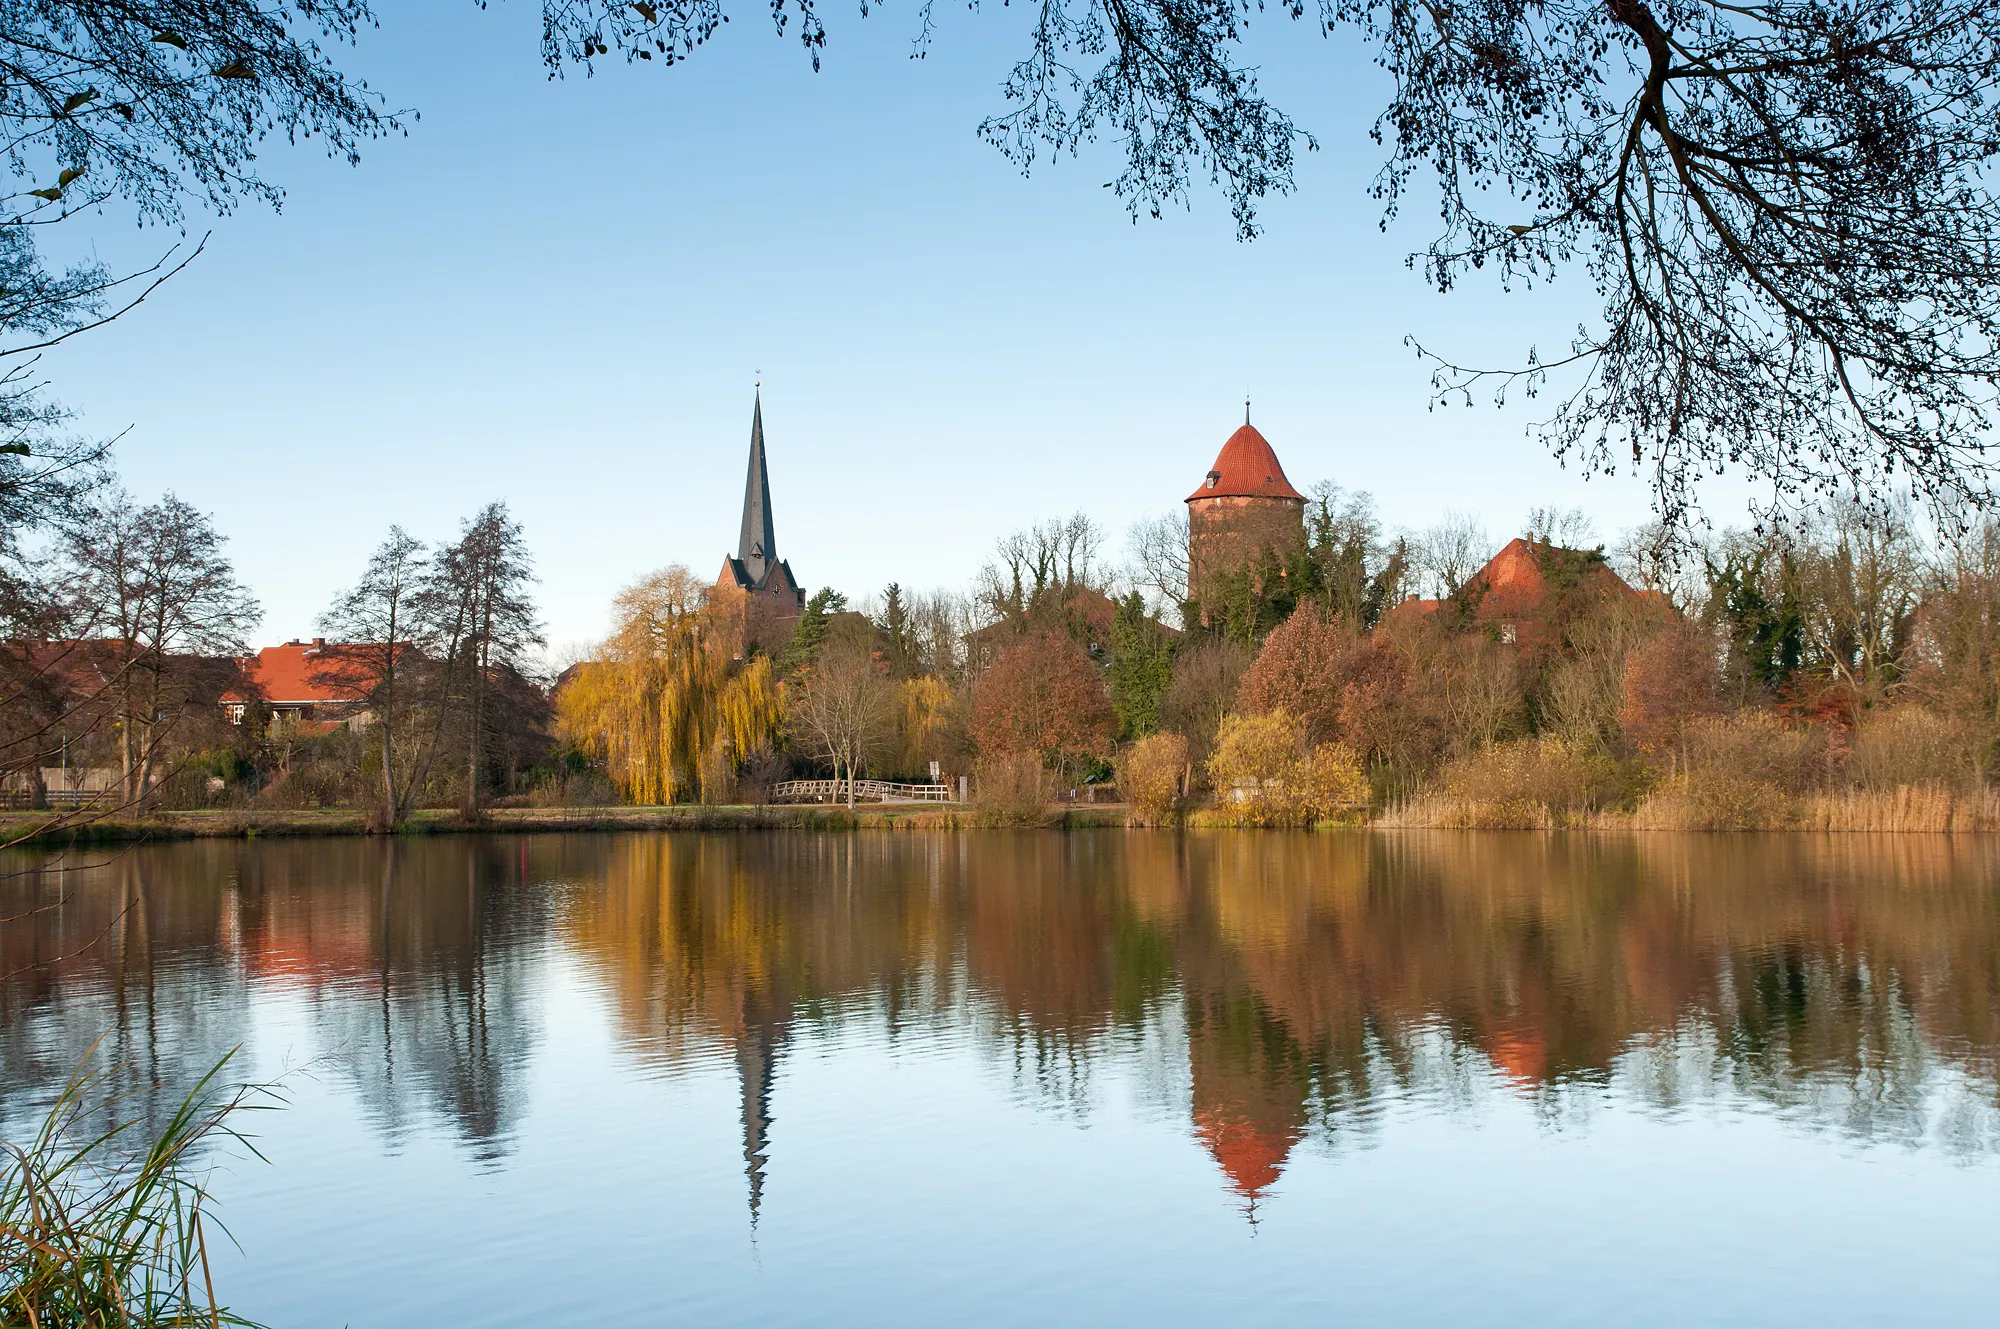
1414,511,1493,600
319,526,430,826
430,503,542,818
789,640,897,808
1126,509,1191,619
67,491,258,799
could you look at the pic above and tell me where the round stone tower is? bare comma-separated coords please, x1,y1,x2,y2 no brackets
1185,413,1307,620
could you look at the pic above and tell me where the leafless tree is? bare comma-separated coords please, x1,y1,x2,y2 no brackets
66,491,258,800
1126,509,1190,617
1613,519,1707,615
426,504,543,818
318,526,432,826
905,588,975,683
1413,511,1493,599
977,511,1108,623
789,640,897,808
1160,636,1252,769
1797,497,1925,691
1524,506,1598,551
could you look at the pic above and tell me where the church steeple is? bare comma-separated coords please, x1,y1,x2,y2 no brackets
736,389,778,586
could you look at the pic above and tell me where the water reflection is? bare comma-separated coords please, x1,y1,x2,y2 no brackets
4,832,1998,1207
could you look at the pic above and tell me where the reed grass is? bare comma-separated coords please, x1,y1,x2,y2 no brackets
2,1048,269,1328
1798,784,2000,832
1375,795,1562,830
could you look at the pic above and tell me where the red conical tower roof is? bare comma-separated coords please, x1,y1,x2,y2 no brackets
1186,420,1305,503
1193,1107,1297,1200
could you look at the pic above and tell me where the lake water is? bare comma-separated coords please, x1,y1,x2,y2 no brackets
3,831,1998,1327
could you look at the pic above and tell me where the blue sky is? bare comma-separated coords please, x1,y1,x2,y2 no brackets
41,1,1742,654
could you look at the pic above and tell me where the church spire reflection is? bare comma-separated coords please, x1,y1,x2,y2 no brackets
5,830,1999,1206
734,993,788,1226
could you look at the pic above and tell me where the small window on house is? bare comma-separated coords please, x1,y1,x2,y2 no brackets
1206,471,1221,488
1500,622,1518,645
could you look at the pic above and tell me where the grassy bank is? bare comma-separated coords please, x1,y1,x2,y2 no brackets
0,803,1136,846
10,796,1998,846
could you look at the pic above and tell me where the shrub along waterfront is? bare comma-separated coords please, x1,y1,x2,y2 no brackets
13,478,2000,835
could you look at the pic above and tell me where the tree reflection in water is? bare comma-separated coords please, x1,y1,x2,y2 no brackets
4,832,1997,1206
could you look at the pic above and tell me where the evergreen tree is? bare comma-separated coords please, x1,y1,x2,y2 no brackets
1107,592,1175,739
875,582,913,676
779,588,848,678
1706,547,1805,696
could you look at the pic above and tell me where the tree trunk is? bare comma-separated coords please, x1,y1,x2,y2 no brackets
463,655,486,820
120,706,136,803
379,612,401,827
378,698,398,828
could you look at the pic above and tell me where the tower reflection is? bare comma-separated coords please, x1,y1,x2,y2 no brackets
5,831,1998,1210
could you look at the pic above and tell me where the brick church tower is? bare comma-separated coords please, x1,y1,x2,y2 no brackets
1185,409,1307,619
716,389,805,653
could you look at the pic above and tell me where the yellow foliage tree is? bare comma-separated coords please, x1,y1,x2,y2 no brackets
1208,710,1367,825
557,566,783,804
899,675,955,776
1116,732,1189,824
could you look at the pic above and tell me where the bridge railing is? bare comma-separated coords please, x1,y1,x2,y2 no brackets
769,779,955,805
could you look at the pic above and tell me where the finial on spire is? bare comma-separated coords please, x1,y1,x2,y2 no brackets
1245,393,1251,427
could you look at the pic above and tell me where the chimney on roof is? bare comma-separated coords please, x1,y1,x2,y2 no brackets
310,637,325,652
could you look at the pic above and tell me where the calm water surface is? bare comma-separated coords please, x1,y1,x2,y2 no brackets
3,831,1998,1326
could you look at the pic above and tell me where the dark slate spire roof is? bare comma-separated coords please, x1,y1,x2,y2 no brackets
736,390,778,586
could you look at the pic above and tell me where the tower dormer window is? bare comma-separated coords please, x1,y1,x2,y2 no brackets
1206,471,1221,489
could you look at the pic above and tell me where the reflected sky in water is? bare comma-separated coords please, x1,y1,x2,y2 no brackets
3,831,1998,1326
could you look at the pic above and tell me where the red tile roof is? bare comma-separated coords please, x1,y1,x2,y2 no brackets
1387,537,1659,629
226,641,378,705
1186,423,1306,503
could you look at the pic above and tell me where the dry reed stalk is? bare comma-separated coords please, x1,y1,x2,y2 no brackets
1375,796,1558,830
1800,785,2000,832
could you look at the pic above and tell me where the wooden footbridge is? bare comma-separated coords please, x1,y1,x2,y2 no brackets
769,779,956,805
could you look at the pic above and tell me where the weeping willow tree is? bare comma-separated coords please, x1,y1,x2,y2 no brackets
899,675,956,777
557,567,782,804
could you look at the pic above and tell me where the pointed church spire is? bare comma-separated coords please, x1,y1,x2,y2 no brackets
737,388,779,586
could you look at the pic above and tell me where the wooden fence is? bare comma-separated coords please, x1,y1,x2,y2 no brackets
0,789,108,810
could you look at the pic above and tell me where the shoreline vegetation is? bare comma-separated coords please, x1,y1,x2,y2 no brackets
1,1050,266,1328
17,460,2000,847
6,790,2000,846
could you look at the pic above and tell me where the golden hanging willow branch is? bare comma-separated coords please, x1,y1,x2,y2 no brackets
557,567,781,804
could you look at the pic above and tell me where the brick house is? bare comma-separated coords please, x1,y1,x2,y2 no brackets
1390,537,1664,646
221,639,380,731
